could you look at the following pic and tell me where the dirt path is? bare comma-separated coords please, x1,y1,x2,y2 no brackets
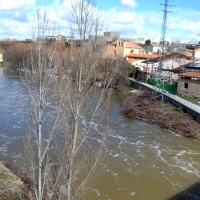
122,91,200,139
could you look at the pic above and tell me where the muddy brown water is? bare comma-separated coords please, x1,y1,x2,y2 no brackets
0,66,200,200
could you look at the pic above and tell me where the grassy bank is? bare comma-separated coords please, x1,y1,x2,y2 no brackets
0,161,27,200
178,95,200,104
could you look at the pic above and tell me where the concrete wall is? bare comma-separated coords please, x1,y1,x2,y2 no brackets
131,81,200,123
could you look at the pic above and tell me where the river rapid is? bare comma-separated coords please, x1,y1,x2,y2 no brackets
0,66,200,200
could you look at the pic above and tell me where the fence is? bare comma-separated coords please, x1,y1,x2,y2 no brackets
147,78,177,95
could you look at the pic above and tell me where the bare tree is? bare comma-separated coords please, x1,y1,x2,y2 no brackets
23,1,118,200
57,1,113,199
24,9,64,200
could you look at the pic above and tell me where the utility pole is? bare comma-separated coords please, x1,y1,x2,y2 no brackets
158,0,174,101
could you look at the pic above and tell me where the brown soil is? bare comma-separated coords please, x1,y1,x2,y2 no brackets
122,91,200,139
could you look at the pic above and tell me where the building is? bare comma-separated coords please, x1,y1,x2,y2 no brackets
46,35,67,41
178,72,200,98
104,32,120,42
123,41,144,56
192,48,200,60
126,53,159,72
132,37,146,44
142,53,191,70
105,40,145,57
141,53,192,82
152,43,162,53
0,50,3,64
105,40,124,57
126,53,158,65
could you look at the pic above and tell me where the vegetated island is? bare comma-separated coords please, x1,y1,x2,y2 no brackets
122,90,200,139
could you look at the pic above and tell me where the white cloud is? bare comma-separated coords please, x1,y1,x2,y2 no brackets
0,0,199,43
120,0,138,9
0,0,36,11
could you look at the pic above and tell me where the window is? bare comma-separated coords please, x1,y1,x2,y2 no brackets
130,50,134,53
184,83,188,89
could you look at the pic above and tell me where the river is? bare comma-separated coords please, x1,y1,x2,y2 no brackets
0,66,200,200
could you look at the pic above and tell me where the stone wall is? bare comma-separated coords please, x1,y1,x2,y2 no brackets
178,79,200,98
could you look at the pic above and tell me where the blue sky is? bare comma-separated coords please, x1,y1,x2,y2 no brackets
0,0,200,43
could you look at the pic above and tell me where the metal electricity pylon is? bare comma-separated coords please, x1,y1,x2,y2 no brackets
158,0,174,75
157,0,174,101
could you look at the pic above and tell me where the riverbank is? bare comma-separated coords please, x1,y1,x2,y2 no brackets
0,161,28,199
122,91,200,139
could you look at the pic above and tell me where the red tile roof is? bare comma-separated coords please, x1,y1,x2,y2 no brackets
142,53,191,63
179,72,200,79
125,42,142,49
127,58,139,63
126,53,159,59
111,42,118,45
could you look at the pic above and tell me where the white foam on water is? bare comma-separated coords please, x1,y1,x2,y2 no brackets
109,150,120,158
130,192,135,196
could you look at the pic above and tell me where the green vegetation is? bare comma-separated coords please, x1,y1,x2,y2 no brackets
179,95,200,104
128,65,140,78
145,39,151,45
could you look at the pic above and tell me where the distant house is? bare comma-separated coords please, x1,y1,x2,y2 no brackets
141,53,192,81
178,72,200,98
123,41,144,56
141,43,167,54
142,53,191,70
104,32,120,42
46,35,67,42
126,53,159,72
132,37,146,44
105,40,124,57
192,48,200,60
126,53,158,65
105,40,145,57
152,43,161,53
